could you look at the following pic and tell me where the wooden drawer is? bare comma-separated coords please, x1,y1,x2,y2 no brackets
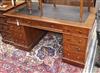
20,19,62,30
7,17,16,23
63,49,85,63
63,25,89,37
7,18,63,32
8,23,24,32
64,43,86,53
63,34,88,46
33,22,62,30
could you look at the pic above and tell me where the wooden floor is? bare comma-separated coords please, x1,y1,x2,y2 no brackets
16,3,89,22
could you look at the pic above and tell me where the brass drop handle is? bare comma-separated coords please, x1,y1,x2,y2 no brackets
76,48,81,52
19,34,22,37
27,21,32,24
77,56,80,59
79,31,82,34
67,53,70,56
78,40,82,43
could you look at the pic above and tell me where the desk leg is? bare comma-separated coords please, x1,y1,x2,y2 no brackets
80,0,83,22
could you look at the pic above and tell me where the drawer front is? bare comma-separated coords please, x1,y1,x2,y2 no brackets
64,43,86,53
8,23,24,33
32,22,62,30
63,50,85,63
63,34,88,46
7,18,16,23
20,19,63,30
64,26,89,37
7,17,63,32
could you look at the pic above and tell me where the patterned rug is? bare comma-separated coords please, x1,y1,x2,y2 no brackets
0,32,82,73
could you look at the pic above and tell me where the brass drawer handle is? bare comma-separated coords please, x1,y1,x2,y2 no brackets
78,40,82,43
19,34,23,38
77,56,80,59
75,48,81,52
67,53,70,56
79,31,82,34
27,21,31,24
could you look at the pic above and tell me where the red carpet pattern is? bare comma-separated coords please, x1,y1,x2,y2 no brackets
0,32,82,73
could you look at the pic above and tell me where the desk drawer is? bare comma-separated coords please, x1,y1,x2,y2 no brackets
64,25,89,37
63,34,88,46
7,17,16,23
64,43,86,53
7,18,63,32
8,23,24,33
20,19,63,30
63,50,85,63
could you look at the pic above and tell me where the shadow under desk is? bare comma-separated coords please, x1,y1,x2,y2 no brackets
3,3,96,68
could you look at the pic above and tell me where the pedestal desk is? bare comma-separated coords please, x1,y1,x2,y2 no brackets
3,2,96,68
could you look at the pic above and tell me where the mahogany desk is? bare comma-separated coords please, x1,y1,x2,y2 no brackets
4,3,96,68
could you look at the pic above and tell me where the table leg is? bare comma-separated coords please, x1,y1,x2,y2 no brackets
94,0,96,7
52,0,56,7
25,0,32,14
39,0,43,16
80,0,83,22
88,0,91,11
